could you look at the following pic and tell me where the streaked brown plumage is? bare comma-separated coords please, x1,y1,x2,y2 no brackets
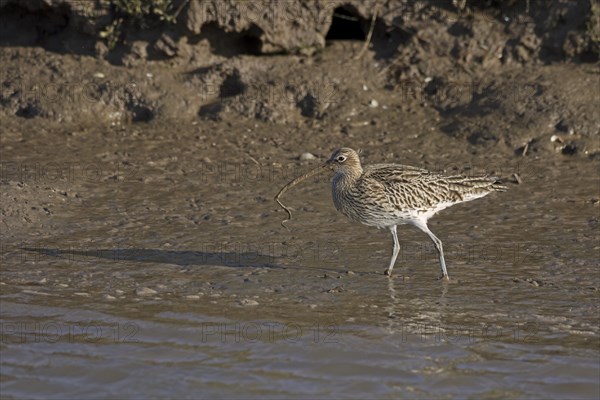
326,148,506,279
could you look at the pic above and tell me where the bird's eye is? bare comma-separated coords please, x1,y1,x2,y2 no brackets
337,156,347,162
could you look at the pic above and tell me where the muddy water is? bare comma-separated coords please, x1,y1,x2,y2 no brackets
1,122,599,398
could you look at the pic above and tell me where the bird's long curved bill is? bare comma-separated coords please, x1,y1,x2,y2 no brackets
274,163,328,229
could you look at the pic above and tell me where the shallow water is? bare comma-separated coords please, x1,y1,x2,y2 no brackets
1,123,598,398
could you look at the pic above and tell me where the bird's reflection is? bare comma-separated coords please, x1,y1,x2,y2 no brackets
385,276,449,338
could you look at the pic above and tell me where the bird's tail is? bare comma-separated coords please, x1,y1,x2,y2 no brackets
446,175,508,202
448,175,507,191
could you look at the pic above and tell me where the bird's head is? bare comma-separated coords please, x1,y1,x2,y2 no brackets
325,148,363,175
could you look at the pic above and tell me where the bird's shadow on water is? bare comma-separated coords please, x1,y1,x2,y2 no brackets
21,247,287,270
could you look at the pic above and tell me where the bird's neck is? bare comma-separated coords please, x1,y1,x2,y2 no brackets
334,167,363,189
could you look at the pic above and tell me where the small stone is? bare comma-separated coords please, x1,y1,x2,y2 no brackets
346,271,355,275
136,287,157,296
299,152,316,161
369,99,379,108
186,295,200,300
58,283,69,287
115,289,124,295
309,304,318,309
550,134,563,143
103,294,116,300
238,299,259,306
93,72,105,79
74,292,90,297
516,45,530,61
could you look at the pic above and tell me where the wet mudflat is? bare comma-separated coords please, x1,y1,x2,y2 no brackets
1,120,598,399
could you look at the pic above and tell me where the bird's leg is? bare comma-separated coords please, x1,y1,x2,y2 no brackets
384,225,400,277
414,220,449,280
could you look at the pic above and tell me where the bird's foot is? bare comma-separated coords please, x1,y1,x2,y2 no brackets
437,274,450,281
384,269,392,277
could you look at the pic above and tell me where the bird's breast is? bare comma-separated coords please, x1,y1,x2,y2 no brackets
331,175,394,226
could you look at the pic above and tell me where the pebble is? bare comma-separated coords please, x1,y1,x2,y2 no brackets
309,304,318,309
136,287,157,296
346,271,355,275
115,289,124,295
528,279,541,287
103,294,116,300
299,152,316,161
369,99,379,108
186,295,200,300
74,292,90,297
238,299,259,306
550,134,563,143
58,283,69,287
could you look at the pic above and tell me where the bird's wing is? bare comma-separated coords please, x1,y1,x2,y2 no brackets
362,164,496,210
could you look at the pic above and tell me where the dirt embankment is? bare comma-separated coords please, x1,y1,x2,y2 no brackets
0,0,598,158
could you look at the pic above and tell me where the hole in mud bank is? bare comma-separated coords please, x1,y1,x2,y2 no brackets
191,22,262,57
297,94,318,118
577,50,599,64
129,105,154,122
15,104,40,119
198,102,223,120
0,3,69,47
326,6,367,41
219,70,245,98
